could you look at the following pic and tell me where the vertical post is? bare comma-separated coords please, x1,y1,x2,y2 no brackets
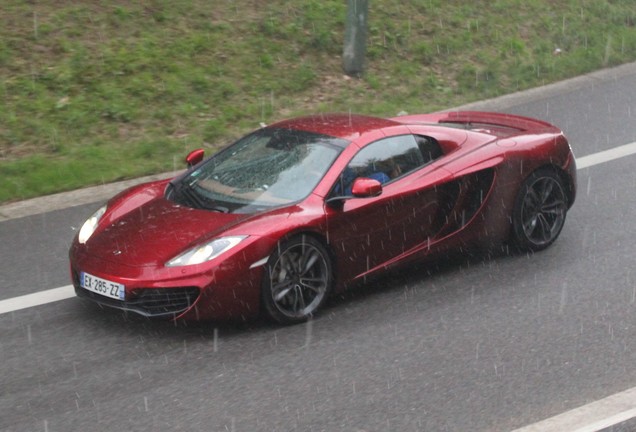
343,0,369,77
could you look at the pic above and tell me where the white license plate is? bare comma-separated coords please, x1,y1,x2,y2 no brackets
80,272,125,301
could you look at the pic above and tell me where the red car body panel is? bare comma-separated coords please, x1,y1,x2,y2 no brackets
69,111,576,321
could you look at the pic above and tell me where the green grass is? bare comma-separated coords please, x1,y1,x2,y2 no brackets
1,0,636,203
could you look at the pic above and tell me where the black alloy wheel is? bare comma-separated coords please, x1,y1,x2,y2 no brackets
262,235,333,324
512,169,568,251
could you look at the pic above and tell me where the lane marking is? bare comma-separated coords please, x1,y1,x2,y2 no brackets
511,387,636,432
0,285,75,315
576,140,636,169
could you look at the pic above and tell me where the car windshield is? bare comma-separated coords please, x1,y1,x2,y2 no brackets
170,128,346,213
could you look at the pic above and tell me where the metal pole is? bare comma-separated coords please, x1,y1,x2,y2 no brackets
343,0,369,77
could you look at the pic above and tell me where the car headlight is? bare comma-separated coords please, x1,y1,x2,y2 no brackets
166,236,247,267
78,205,107,244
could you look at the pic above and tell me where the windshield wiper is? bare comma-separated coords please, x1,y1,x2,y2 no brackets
181,182,231,213
167,179,204,209
168,178,232,213
180,183,207,209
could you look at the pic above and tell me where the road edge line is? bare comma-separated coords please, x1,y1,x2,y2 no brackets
511,386,636,432
0,285,75,315
576,141,636,169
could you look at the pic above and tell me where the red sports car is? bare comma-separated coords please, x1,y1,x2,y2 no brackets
69,111,576,324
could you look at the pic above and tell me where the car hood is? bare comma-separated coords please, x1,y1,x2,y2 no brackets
84,196,255,268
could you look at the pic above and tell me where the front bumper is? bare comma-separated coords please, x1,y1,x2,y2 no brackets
72,269,200,318
69,248,267,321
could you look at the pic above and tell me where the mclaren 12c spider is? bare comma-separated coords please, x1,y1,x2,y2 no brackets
70,111,577,324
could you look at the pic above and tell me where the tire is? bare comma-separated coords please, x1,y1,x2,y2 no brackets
262,235,333,324
511,169,568,251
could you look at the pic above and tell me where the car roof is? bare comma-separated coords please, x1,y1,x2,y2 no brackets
269,113,400,141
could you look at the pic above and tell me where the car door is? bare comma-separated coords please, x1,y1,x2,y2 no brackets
325,133,452,283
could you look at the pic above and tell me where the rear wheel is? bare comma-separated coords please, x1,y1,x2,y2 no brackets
262,235,333,324
512,169,568,251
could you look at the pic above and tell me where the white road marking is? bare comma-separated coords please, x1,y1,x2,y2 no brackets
511,387,636,432
576,141,636,169
0,285,75,315
1,142,636,431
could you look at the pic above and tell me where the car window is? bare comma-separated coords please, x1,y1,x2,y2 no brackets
332,134,441,196
415,135,443,163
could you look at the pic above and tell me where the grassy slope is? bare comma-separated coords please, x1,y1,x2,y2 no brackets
1,0,635,203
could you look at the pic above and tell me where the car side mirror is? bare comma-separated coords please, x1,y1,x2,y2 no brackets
185,149,205,168
351,177,382,198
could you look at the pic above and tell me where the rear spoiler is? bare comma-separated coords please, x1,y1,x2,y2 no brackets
391,111,559,134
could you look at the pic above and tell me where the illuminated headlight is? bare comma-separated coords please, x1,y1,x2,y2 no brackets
166,236,247,267
78,205,107,244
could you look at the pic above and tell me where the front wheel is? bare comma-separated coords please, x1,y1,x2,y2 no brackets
262,235,333,325
511,169,568,251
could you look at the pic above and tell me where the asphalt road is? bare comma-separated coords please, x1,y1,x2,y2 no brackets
2,63,636,432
